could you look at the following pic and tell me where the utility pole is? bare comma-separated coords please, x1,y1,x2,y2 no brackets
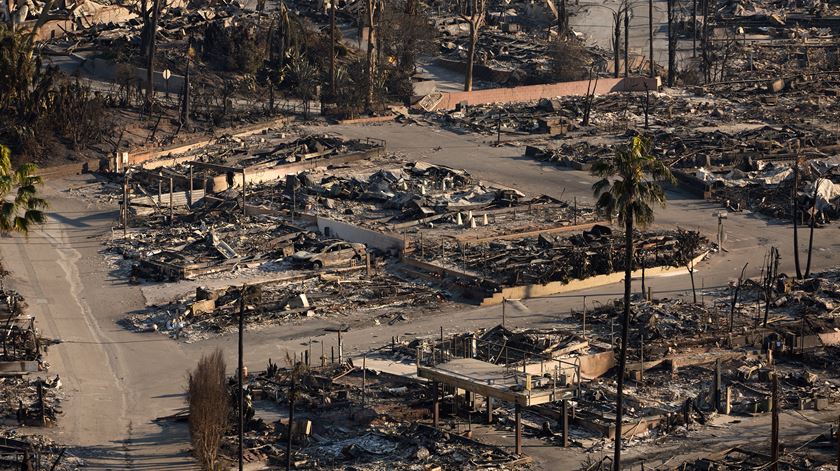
329,0,337,98
771,372,779,471
702,0,710,82
835,414,839,471
181,37,192,128
122,171,128,237
649,0,654,77
238,286,246,471
667,0,675,86
286,374,296,471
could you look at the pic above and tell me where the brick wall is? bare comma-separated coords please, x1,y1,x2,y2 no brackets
431,76,661,111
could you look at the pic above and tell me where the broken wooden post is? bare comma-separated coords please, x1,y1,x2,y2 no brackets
714,359,722,412
582,295,587,338
168,177,174,226
432,381,440,428
640,329,645,385
241,169,247,216
362,354,367,407
440,326,444,360
37,380,45,426
122,171,128,237
771,372,779,471
486,397,493,424
188,165,194,207
158,176,162,205
337,330,343,363
286,373,295,471
725,386,732,415
514,403,522,455
365,252,371,278
562,399,569,448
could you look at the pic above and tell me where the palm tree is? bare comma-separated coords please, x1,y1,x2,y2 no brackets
0,145,47,235
591,136,673,470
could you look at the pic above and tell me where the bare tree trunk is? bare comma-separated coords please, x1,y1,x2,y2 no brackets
558,0,567,37
613,205,634,471
805,179,820,278
624,3,630,77
692,0,697,57
145,0,161,111
689,263,697,304
365,0,376,111
613,13,621,78
465,22,477,91
729,263,748,332
181,42,191,128
3,0,11,27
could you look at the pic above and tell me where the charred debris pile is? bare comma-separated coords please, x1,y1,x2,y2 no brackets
338,269,840,468
249,159,510,226
0,287,62,428
122,272,444,342
0,281,72,469
187,359,530,469
413,225,707,289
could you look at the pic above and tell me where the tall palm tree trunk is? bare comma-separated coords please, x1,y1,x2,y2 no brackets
792,162,802,279
613,206,634,470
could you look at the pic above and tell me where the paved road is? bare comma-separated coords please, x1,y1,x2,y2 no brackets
1,123,838,467
0,180,196,469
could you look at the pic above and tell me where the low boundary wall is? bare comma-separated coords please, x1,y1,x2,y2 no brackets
480,250,709,306
316,217,405,253
427,76,661,111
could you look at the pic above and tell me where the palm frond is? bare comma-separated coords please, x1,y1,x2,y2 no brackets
589,136,674,228
0,147,46,235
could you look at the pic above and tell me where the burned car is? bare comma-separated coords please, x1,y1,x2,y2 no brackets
290,241,366,268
